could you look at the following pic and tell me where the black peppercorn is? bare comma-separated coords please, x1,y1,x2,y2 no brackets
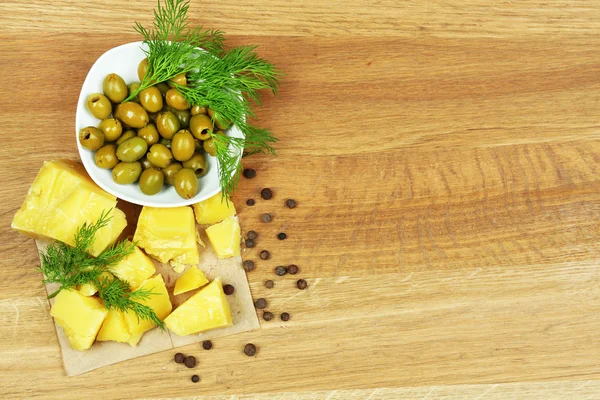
254,298,267,309
259,250,270,260
285,199,297,208
247,230,258,240
184,355,196,368
174,353,185,363
281,312,290,322
261,188,273,200
202,340,213,350
243,260,255,272
244,343,257,356
277,232,287,240
246,199,255,206
261,213,272,223
265,280,274,288
223,284,235,295
297,279,308,290
263,311,274,321
243,168,256,179
275,266,287,276
191,375,200,383
245,239,255,248
287,264,299,275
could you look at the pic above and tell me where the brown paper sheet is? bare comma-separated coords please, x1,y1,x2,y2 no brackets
35,218,259,377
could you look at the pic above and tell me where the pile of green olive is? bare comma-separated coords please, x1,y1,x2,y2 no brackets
79,58,230,199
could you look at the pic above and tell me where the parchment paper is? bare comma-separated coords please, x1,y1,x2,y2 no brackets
35,215,259,376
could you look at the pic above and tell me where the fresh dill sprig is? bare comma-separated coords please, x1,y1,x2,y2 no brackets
130,0,281,199
39,210,163,328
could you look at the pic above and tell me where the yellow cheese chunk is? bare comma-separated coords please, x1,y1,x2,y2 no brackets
205,216,241,259
165,278,232,336
11,160,127,256
173,266,209,295
78,272,114,296
97,309,130,344
133,206,199,272
109,244,156,290
192,193,236,225
50,289,108,351
124,274,172,345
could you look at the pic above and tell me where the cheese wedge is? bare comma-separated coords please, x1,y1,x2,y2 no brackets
50,289,108,351
173,266,209,295
165,278,232,336
133,206,199,272
11,160,127,256
124,274,172,345
205,216,241,259
192,193,236,225
109,243,156,290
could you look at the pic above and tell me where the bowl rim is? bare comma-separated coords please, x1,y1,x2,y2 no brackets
75,41,243,208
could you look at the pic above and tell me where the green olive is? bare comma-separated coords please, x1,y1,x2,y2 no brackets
171,130,195,162
116,137,148,162
95,144,118,169
98,118,123,142
194,138,203,152
116,130,136,145
162,162,183,185
156,82,170,95
86,93,112,119
112,162,142,184
147,143,173,168
165,89,189,110
115,102,149,129
208,108,231,130
139,168,164,195
127,82,141,103
79,126,105,151
140,156,153,169
102,73,128,104
137,123,160,145
156,111,180,139
139,86,163,113
168,73,187,88
182,152,207,177
164,106,191,129
174,168,198,199
203,138,217,157
189,114,213,140
159,138,172,148
138,58,149,81
190,105,207,115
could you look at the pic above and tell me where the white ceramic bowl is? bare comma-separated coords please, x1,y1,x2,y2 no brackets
76,41,243,207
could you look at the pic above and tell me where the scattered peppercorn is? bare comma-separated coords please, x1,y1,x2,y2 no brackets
191,375,200,383
223,284,235,295
287,264,299,275
247,230,258,240
260,250,270,260
297,279,308,290
263,311,274,321
243,168,256,179
265,280,274,288
275,265,287,276
254,298,267,309
174,353,185,363
243,260,255,272
281,312,290,322
245,239,255,248
261,188,273,200
202,340,213,350
246,199,256,206
184,355,196,368
261,213,272,223
277,232,287,240
285,199,297,208
244,343,257,357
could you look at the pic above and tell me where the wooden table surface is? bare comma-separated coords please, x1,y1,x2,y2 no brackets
2,1,600,399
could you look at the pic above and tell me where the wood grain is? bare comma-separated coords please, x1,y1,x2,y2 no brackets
1,1,600,399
